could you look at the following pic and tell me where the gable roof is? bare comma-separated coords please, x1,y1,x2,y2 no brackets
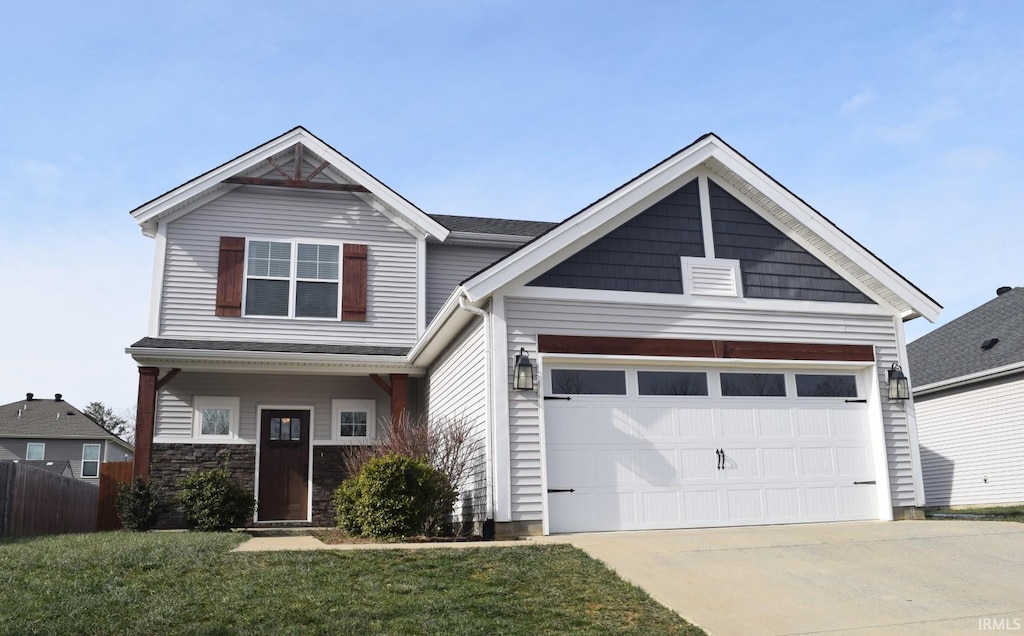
459,133,941,322
130,126,449,241
0,396,134,451
908,287,1024,391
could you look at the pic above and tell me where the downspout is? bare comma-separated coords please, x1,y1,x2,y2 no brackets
457,294,494,527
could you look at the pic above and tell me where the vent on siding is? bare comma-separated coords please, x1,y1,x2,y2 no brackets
681,258,742,297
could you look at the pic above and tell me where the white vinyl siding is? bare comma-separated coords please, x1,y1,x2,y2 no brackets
154,372,390,443
160,187,418,344
504,296,913,522
425,244,512,324
915,375,1024,507
424,317,488,521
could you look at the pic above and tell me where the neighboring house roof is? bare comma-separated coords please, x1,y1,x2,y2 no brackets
129,337,409,357
0,396,134,451
908,287,1024,392
130,126,450,242
4,459,75,477
458,132,941,322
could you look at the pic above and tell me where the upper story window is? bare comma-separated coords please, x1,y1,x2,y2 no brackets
26,442,45,460
244,239,341,319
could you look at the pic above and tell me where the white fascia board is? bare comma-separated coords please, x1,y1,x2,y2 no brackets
540,353,872,369
512,284,896,318
125,347,424,376
406,286,478,367
131,127,449,242
443,232,535,247
912,361,1024,396
147,221,168,337
462,141,718,301
708,142,942,323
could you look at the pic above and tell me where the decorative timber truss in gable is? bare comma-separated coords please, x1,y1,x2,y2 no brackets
223,144,370,193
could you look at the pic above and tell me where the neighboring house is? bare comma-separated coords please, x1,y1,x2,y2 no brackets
127,127,941,535
0,394,135,481
907,287,1024,508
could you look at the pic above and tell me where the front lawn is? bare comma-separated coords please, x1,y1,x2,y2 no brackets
0,532,703,635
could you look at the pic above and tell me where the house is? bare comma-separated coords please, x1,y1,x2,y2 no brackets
127,127,941,535
907,287,1024,508
0,393,134,481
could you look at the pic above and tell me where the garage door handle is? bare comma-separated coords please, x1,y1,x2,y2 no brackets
716,448,724,470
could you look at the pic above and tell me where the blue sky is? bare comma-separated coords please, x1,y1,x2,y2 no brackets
1,1,1022,414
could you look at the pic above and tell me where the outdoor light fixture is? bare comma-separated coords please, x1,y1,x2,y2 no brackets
888,362,910,401
513,347,535,391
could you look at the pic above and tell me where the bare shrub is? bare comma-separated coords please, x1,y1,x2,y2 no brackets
341,411,482,494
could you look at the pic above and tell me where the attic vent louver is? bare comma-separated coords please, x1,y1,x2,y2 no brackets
981,338,999,350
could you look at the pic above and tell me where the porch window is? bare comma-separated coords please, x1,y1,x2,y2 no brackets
330,399,376,443
244,239,340,319
193,396,241,439
26,442,45,460
82,444,101,478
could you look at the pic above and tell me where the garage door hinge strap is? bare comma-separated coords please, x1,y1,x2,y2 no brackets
547,488,576,493
543,396,572,401
844,399,868,403
853,481,876,485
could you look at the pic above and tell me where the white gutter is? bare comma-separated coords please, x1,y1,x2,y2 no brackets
912,360,1024,396
406,286,470,365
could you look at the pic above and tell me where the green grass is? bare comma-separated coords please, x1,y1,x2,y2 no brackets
926,504,1024,522
0,532,704,635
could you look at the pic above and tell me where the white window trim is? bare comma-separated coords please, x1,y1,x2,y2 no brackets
193,396,242,440
241,237,345,321
81,443,101,478
329,399,377,444
26,442,45,461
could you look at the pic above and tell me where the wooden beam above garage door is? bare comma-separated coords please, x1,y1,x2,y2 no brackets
537,335,874,362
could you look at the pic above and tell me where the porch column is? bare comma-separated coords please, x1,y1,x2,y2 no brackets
134,366,159,478
390,373,409,425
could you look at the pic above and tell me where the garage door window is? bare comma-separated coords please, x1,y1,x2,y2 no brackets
795,374,858,397
721,372,786,396
550,369,627,395
638,371,708,396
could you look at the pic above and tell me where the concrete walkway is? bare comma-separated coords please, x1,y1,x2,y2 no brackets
232,535,529,552
544,521,1024,635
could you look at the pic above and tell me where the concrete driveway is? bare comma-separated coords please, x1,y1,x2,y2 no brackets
540,521,1024,635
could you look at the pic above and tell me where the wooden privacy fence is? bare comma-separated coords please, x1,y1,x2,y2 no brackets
97,461,134,530
0,462,98,536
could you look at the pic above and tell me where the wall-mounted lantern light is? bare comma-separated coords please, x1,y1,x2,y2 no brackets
513,347,535,391
888,362,910,401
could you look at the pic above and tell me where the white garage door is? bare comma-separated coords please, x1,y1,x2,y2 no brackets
544,366,878,533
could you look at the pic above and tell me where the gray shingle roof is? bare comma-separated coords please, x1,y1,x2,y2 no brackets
907,287,1024,387
130,337,409,357
430,214,557,238
0,397,130,444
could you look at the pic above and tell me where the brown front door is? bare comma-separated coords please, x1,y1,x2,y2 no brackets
258,409,310,521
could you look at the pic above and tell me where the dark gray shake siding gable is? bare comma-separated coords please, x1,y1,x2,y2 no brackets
528,178,873,304
708,182,871,303
528,179,704,293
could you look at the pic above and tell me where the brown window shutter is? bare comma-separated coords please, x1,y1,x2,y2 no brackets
215,237,245,317
342,244,368,321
